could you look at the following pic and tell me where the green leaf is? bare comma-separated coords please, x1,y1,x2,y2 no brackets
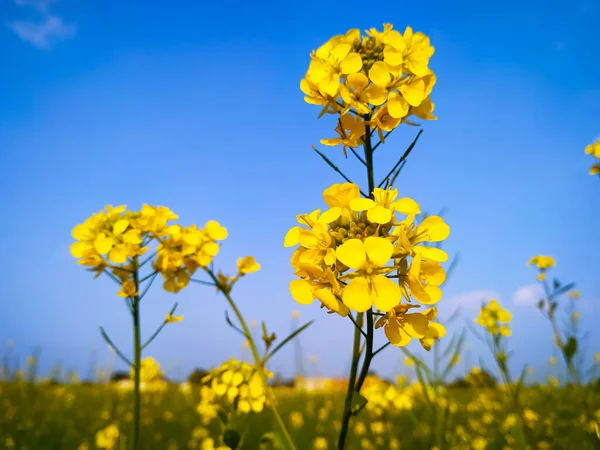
350,391,368,415
553,278,561,290
263,320,315,364
259,432,292,450
537,299,544,310
223,429,241,449
217,408,229,425
564,336,578,363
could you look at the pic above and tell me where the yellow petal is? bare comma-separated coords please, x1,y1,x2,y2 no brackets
367,205,393,224
363,85,387,106
403,313,429,338
349,198,376,212
342,277,373,312
70,241,93,258
205,221,228,240
415,246,448,262
284,226,301,247
392,197,421,215
364,237,393,267
290,280,315,305
340,52,362,74
418,216,450,242
112,219,129,235
368,61,391,87
387,91,409,119
385,319,412,346
336,239,366,270
372,275,400,311
319,207,341,224
315,288,349,317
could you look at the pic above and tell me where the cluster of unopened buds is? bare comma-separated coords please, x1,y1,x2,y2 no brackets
476,300,512,337
70,204,227,295
285,182,449,350
301,24,436,155
196,358,272,424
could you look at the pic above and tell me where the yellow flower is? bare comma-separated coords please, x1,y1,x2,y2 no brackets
95,424,119,449
404,357,414,367
528,255,555,270
548,357,557,365
313,437,329,450
476,300,512,337
568,290,581,299
336,237,400,312
237,256,261,276
291,310,301,320
166,313,183,323
117,279,138,298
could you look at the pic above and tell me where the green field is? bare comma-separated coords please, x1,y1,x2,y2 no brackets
1,380,599,449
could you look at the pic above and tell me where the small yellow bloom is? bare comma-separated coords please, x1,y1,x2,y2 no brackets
117,280,139,298
568,290,581,299
237,256,261,276
95,424,119,449
528,255,555,270
166,313,183,323
548,356,557,365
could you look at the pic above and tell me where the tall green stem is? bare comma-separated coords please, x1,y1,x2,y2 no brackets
207,270,297,450
131,267,142,450
337,119,377,450
337,312,363,450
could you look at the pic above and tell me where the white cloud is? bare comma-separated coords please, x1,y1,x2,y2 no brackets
8,0,75,48
9,15,75,48
445,290,501,310
512,284,543,307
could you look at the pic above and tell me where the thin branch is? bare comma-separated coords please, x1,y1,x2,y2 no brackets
99,327,133,367
138,270,159,284
312,146,368,196
141,303,179,350
372,341,392,358
138,272,159,300
377,130,423,188
190,278,215,286
348,313,367,339
372,130,393,152
349,147,367,166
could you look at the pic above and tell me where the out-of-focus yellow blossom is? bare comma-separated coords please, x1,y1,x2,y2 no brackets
166,313,183,323
471,437,488,450
547,376,559,387
584,139,600,175
70,204,227,294
571,311,580,321
95,424,119,450
476,300,512,337
313,437,329,450
354,421,367,435
291,310,301,319
404,356,414,367
528,255,555,271
286,182,449,350
200,438,229,450
196,358,272,422
595,352,600,363
451,354,461,365
362,376,416,415
523,408,540,428
568,290,581,299
301,24,437,155
549,356,557,365
289,410,304,429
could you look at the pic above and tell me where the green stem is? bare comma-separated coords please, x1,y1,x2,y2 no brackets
207,270,297,450
337,312,363,450
131,265,142,450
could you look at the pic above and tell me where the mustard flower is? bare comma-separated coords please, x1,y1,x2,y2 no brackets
301,24,437,153
285,182,449,350
476,300,512,337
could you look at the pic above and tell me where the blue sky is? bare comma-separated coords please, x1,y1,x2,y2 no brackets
1,0,599,383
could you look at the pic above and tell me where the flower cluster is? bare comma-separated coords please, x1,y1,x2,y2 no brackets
476,300,512,337
285,182,449,350
362,376,422,415
95,424,119,450
301,24,436,155
528,255,555,281
584,139,600,175
196,358,272,424
70,204,227,295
